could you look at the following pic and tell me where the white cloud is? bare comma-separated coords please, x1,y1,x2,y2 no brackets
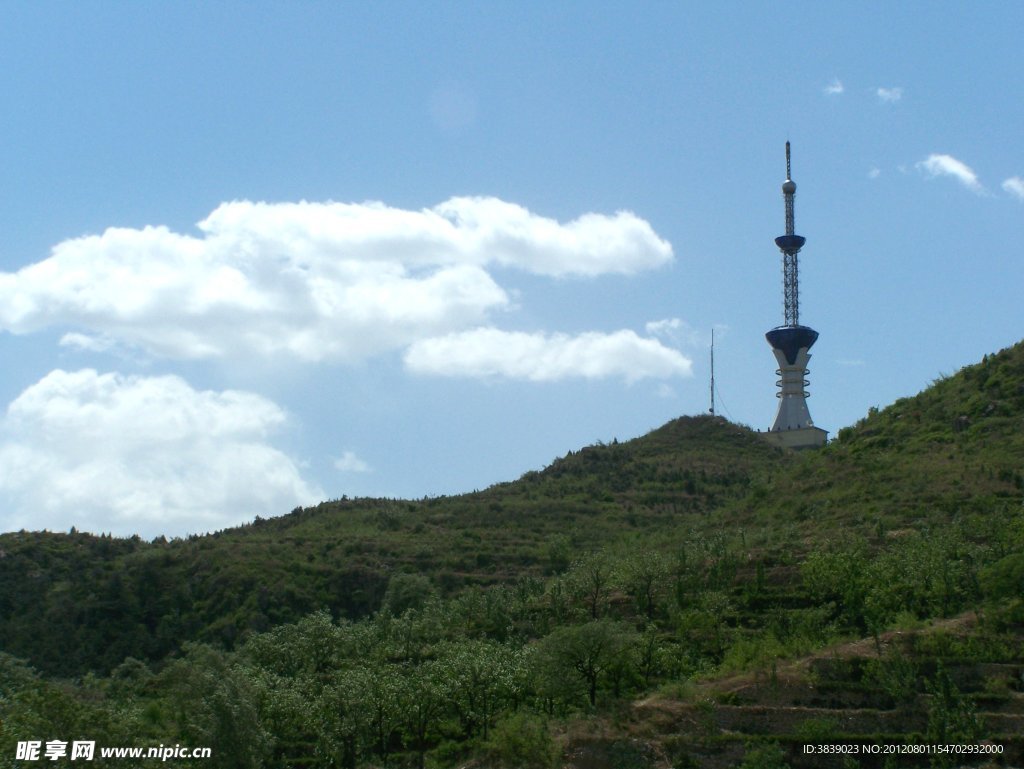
645,317,684,337
334,450,372,474
868,167,881,180
645,318,727,349
644,317,709,348
426,197,673,277
0,369,321,537
404,327,692,383
1002,176,1024,201
824,78,844,95
916,154,984,194
0,198,673,362
59,332,118,353
876,87,902,103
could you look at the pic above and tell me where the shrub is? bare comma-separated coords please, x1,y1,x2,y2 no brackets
382,573,436,616
480,711,559,769
739,740,790,769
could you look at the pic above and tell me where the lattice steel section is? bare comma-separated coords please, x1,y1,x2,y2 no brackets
774,141,805,328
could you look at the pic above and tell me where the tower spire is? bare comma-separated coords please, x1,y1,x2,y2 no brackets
775,141,804,327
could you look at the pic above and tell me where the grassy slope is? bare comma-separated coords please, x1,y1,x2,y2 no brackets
721,340,1024,553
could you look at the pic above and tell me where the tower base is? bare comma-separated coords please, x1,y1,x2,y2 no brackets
764,325,826,449
762,425,828,450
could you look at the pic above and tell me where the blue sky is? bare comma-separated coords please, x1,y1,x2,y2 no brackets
0,2,1021,537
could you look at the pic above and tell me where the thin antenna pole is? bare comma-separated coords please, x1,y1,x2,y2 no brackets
709,329,715,416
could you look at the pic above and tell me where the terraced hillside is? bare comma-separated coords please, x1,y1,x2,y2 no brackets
558,614,1024,769
555,340,1024,769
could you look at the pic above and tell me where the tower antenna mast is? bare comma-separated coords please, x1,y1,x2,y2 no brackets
709,329,715,416
778,141,803,327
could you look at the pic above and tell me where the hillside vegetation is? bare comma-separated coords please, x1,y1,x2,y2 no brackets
737,345,1024,547
1,339,1023,769
0,415,780,677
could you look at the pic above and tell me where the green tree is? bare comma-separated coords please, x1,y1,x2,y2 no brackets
241,610,348,681
635,623,666,686
159,643,270,769
925,663,983,768
545,534,573,575
529,639,584,715
802,539,872,631
396,659,451,769
979,552,1024,602
382,573,436,616
438,638,525,739
566,551,614,620
677,589,733,659
0,653,161,769
863,648,919,708
619,549,669,621
377,598,449,662
536,619,637,707
318,670,372,769
344,661,402,764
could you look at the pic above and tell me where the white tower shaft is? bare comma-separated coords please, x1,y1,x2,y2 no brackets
770,347,813,431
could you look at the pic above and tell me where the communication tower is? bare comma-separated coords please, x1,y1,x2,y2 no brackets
763,143,828,449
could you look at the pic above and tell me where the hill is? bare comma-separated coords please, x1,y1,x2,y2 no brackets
1,339,1023,769
735,343,1024,547
578,339,1024,768
0,414,781,677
